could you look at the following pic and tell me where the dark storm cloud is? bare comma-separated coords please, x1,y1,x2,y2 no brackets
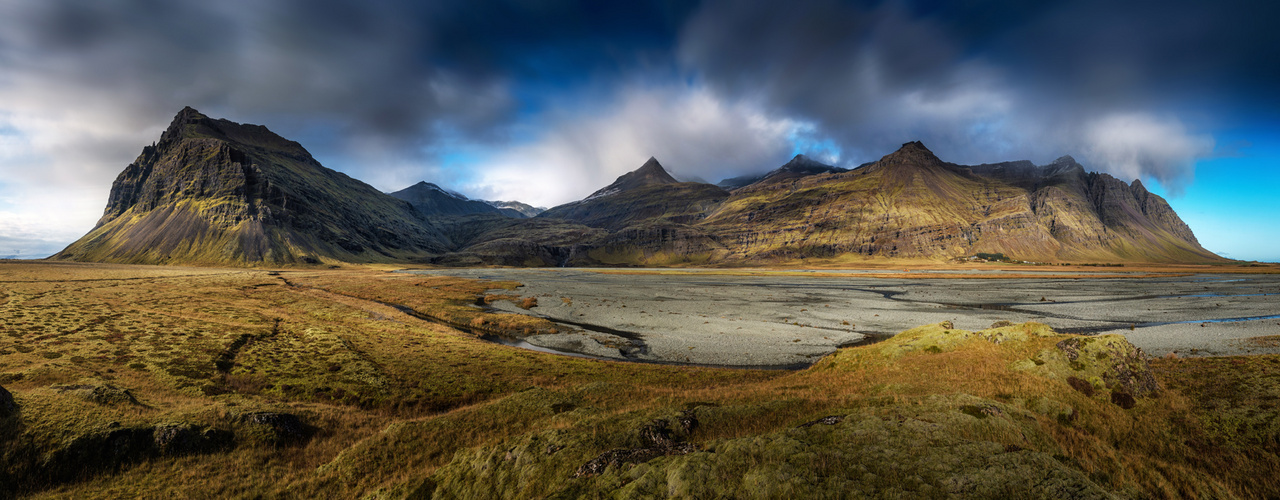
0,0,696,158
678,0,1277,185
0,0,1274,197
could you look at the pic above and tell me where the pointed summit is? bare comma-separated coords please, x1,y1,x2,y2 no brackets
870,141,943,172
586,157,679,199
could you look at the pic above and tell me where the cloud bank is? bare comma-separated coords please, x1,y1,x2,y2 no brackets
0,0,1276,252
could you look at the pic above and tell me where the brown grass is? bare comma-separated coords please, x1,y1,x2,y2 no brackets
0,261,1275,498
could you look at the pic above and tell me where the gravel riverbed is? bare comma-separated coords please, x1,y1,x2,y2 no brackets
405,268,1280,367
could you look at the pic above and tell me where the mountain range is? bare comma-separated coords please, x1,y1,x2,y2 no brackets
53,109,1222,266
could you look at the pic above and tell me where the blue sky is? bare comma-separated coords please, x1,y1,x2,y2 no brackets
0,0,1277,261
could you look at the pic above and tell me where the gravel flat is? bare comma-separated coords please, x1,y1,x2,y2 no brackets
405,269,1280,367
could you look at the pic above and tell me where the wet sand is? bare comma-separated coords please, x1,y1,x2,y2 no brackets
405,268,1280,367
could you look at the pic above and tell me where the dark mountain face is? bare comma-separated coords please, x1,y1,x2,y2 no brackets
54,107,449,265
390,182,517,218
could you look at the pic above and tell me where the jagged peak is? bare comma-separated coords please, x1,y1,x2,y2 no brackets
1051,155,1078,165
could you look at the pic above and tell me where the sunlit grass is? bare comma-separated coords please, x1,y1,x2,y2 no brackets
0,261,1274,498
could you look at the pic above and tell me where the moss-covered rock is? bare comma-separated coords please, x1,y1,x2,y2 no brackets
1018,335,1159,405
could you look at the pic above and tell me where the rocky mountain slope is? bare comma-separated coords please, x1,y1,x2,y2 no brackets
53,108,449,265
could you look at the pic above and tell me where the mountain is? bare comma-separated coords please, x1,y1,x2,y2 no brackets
584,156,679,199
53,107,449,265
57,108,1219,267
389,182,518,217
483,200,546,218
700,142,1218,263
717,154,847,190
538,157,728,230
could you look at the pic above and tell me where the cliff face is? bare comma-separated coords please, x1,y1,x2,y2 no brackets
54,107,449,265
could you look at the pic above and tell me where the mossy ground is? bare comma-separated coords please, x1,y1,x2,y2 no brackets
0,262,1275,498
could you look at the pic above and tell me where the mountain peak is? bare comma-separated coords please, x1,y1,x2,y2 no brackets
769,154,845,178
1051,155,1078,165
155,106,310,159
586,157,679,200
871,141,942,171
159,106,211,144
56,109,448,264
636,156,666,174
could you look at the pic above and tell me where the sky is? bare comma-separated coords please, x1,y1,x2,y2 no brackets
0,0,1277,261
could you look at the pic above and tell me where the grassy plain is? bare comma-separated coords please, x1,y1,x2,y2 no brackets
0,261,1276,498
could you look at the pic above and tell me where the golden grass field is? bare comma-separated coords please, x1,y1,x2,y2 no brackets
0,261,1277,498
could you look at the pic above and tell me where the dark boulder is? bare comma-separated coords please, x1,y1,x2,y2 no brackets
0,384,16,418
